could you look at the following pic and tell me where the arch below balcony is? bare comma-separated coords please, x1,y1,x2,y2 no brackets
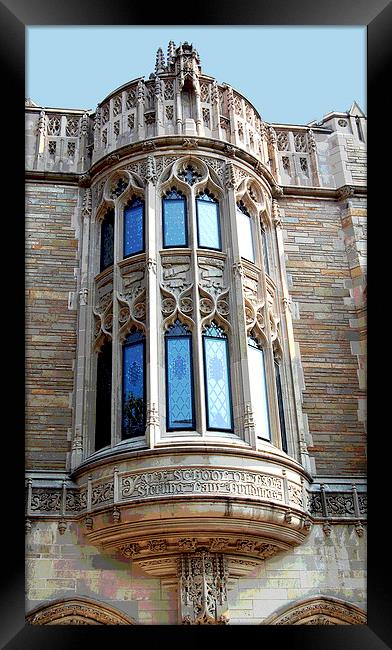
26,596,135,625
262,595,366,625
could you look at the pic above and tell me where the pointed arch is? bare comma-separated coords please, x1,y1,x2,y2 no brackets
263,596,367,625
26,596,136,625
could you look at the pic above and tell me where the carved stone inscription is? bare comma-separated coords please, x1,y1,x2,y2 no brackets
121,467,284,502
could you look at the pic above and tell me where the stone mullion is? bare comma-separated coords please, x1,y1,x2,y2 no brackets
273,201,311,472
189,186,206,437
145,180,160,448
111,201,121,447
226,186,256,447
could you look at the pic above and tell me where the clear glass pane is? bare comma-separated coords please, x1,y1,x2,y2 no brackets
122,340,145,437
124,200,144,256
204,336,233,430
166,337,194,429
163,199,187,247
237,207,254,262
197,198,221,249
248,342,271,440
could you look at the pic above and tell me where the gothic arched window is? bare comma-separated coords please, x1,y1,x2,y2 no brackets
165,320,195,431
196,190,222,250
236,201,255,262
95,340,112,451
202,322,233,431
100,209,114,272
124,196,145,257
162,188,188,248
274,358,288,452
247,336,271,441
122,329,146,438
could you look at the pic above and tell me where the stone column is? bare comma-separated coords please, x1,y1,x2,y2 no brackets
35,110,46,171
145,156,160,448
272,200,311,472
71,187,92,470
307,129,321,187
226,163,257,448
194,79,202,136
175,79,183,135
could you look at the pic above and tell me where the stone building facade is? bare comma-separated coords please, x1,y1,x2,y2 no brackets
25,41,367,625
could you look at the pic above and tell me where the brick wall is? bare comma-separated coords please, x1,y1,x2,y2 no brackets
281,196,366,477
26,183,80,470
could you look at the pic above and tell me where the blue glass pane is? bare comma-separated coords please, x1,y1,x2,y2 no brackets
163,199,187,247
100,210,114,271
122,340,145,437
197,198,221,249
204,337,233,430
124,200,144,256
166,337,194,429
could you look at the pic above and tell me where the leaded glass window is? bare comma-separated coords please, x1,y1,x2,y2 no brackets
196,191,222,250
236,202,255,262
100,209,114,272
124,196,144,257
95,341,112,450
247,336,271,441
275,360,288,452
261,224,270,275
165,320,195,430
122,329,146,438
203,323,233,431
162,188,188,248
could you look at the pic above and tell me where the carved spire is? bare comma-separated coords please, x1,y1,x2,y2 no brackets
167,40,175,66
155,47,165,74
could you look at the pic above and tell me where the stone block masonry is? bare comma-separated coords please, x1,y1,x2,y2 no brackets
26,183,80,471
280,197,366,477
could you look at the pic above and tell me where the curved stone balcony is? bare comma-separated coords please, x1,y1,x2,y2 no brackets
71,445,312,574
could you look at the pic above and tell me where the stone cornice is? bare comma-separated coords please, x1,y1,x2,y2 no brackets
25,170,80,185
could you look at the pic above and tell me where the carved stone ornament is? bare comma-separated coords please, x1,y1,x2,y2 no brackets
178,552,229,625
337,185,355,201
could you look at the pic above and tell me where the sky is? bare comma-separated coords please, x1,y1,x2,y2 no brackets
26,26,366,125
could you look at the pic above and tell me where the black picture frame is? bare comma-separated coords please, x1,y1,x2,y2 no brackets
4,0,388,646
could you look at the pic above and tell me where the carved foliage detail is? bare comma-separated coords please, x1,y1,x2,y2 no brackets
179,552,229,625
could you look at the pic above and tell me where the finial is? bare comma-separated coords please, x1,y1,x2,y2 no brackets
155,47,165,74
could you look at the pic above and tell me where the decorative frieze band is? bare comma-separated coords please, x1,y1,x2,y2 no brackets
26,482,366,522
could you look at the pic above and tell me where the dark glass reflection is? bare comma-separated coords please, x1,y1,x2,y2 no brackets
122,330,146,438
100,209,114,272
95,341,112,450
